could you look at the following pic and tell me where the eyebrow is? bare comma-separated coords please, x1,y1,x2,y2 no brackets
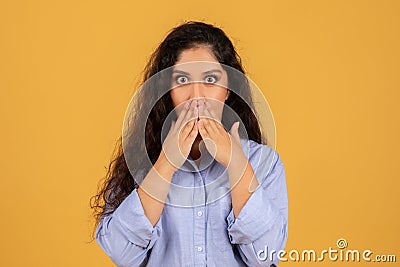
172,69,223,75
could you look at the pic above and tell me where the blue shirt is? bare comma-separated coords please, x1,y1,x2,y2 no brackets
96,139,288,267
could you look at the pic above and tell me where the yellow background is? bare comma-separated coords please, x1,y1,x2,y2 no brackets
1,0,399,266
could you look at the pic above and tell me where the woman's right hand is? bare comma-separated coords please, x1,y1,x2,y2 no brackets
159,100,199,171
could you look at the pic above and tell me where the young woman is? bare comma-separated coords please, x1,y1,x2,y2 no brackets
91,21,288,267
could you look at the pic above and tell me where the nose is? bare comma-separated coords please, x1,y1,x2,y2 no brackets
189,82,204,100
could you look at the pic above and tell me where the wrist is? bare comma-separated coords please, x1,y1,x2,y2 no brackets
226,144,246,164
155,151,178,178
226,150,248,172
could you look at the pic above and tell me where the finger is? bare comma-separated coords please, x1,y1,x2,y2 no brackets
198,99,210,120
170,120,176,131
166,120,176,139
175,101,191,131
202,101,219,133
230,121,241,143
179,106,193,132
197,100,216,133
205,101,224,129
181,117,197,140
198,115,215,136
179,100,198,133
185,119,199,144
204,99,226,133
197,119,210,139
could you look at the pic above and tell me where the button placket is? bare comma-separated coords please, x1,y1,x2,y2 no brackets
193,172,206,265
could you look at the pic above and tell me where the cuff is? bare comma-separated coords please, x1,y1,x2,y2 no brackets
113,188,162,248
226,185,280,244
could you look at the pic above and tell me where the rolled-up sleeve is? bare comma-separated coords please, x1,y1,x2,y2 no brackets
95,188,162,267
226,149,288,267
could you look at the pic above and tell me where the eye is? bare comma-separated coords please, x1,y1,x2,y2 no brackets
204,75,217,84
176,75,189,84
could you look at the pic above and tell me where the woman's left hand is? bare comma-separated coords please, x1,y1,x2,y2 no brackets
197,99,246,168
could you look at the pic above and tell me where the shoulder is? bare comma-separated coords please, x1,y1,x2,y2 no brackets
240,138,279,166
240,138,284,183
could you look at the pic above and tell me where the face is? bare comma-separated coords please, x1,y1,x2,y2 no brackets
170,46,229,121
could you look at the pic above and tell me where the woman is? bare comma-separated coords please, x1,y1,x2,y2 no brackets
91,21,288,267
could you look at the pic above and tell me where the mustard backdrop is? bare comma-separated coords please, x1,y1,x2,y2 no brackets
0,0,398,266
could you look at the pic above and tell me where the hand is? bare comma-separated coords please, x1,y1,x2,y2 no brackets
160,100,199,170
197,99,245,168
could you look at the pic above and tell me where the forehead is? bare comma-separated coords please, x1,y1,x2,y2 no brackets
172,61,225,76
172,46,226,76
175,46,218,64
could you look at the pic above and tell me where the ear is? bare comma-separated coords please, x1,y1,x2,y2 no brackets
225,89,230,100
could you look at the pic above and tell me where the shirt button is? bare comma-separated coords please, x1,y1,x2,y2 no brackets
197,246,203,252
197,211,203,217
